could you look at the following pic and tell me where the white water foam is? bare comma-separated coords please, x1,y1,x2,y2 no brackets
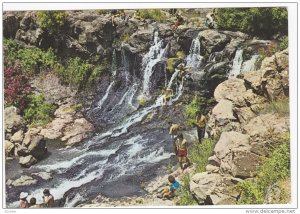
241,54,259,73
229,49,244,78
64,193,84,208
186,37,202,68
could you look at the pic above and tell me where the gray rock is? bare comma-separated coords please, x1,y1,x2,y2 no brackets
214,79,246,102
22,127,42,146
15,143,30,157
31,172,53,180
199,30,231,54
5,140,14,157
4,106,25,133
11,130,24,143
3,12,21,38
27,135,47,159
19,155,37,168
11,175,37,186
214,131,250,160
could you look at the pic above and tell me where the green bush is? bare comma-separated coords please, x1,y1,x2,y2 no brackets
279,36,288,50
136,9,166,22
59,57,93,86
4,39,57,75
24,94,56,126
36,11,67,34
185,95,200,127
215,7,288,38
238,134,290,204
260,98,289,116
191,138,215,173
17,48,57,75
176,175,198,205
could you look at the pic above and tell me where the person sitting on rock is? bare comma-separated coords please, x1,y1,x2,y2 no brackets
175,133,191,172
158,175,180,199
29,197,41,208
193,111,207,144
111,9,122,27
205,10,217,29
42,189,54,208
172,13,184,31
19,192,29,208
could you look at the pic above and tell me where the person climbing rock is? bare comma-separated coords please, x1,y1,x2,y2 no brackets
161,88,174,106
29,197,41,208
175,133,191,172
205,10,217,29
177,63,191,83
158,175,180,199
169,122,180,137
42,189,54,208
172,13,184,31
19,192,29,208
193,111,207,144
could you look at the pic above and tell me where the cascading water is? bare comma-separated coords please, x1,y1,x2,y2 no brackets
186,37,203,69
141,31,169,96
228,49,244,78
241,54,259,73
96,49,117,109
6,30,187,208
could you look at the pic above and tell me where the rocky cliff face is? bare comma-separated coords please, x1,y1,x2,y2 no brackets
190,49,289,205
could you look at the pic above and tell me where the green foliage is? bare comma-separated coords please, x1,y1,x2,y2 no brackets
59,57,93,86
279,36,288,50
185,95,200,127
167,58,177,73
238,134,290,204
139,96,146,106
136,9,166,22
191,138,215,173
24,94,56,126
176,51,186,58
36,11,67,34
215,7,288,38
176,175,198,205
17,48,57,75
120,33,130,43
260,98,289,116
4,39,57,75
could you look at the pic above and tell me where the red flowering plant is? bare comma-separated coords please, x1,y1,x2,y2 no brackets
4,62,32,110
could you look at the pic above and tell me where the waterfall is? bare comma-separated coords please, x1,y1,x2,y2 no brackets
167,69,180,89
96,50,117,109
241,54,259,73
186,37,202,68
228,49,243,78
142,31,169,96
121,48,130,83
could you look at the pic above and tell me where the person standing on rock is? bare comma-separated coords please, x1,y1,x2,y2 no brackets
42,189,54,208
175,133,191,172
19,192,29,208
172,13,184,31
193,111,207,144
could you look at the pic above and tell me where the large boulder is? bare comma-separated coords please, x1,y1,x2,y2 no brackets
19,155,37,168
4,106,25,133
5,140,15,157
199,30,231,54
11,175,37,186
3,12,22,38
27,135,47,159
214,131,250,160
10,130,24,143
22,127,42,146
61,118,94,143
211,99,236,123
40,117,73,140
214,79,246,102
189,172,240,205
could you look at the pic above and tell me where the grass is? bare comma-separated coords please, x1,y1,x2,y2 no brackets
176,138,216,205
136,9,166,22
238,133,290,204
